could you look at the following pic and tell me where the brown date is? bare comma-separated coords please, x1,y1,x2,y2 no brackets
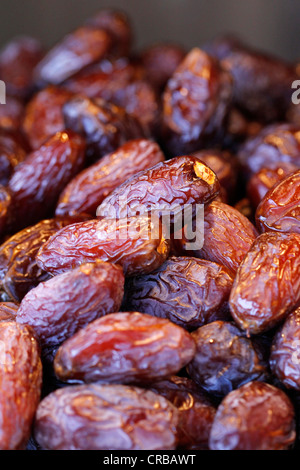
204,34,296,123
62,95,145,163
0,132,27,186
8,130,86,231
123,256,234,330
0,35,44,100
0,302,18,322
255,170,300,234
149,375,216,450
269,308,300,391
36,215,170,277
55,139,165,218
97,155,220,220
0,216,90,303
238,123,300,179
209,381,296,450
0,96,24,133
161,47,233,156
186,321,268,398
247,162,298,209
54,311,196,384
229,232,300,335
34,26,112,86
0,185,11,239
22,86,75,150
172,200,258,274
16,260,125,348
0,321,42,449
34,383,179,450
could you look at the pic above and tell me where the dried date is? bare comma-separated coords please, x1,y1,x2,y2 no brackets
0,321,42,449
16,260,125,348
54,311,196,384
36,215,170,277
0,132,27,186
229,232,300,335
123,256,234,330
55,139,165,217
34,383,179,450
209,381,296,450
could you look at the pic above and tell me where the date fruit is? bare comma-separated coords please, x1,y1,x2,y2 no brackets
209,381,296,450
34,383,179,450
55,139,165,217
54,311,196,384
229,232,300,334
0,321,42,449
37,215,170,277
16,261,125,348
123,256,234,330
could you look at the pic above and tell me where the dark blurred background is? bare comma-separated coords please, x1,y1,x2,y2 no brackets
0,0,299,62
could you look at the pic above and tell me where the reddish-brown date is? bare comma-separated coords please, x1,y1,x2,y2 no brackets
269,308,300,391
55,139,165,217
0,321,42,449
247,163,298,209
16,261,125,348
0,97,24,133
172,200,258,274
149,375,216,450
54,311,196,384
162,47,233,156
186,321,268,398
0,185,11,239
123,256,234,330
97,155,220,220
0,216,89,303
37,215,170,277
34,383,179,450
204,35,296,123
62,95,144,163
0,35,44,100
238,123,300,179
85,9,133,57
8,130,86,231
34,26,112,86
255,170,300,234
229,232,300,335
22,86,75,150
209,381,296,450
0,302,18,322
0,132,27,186
140,43,186,91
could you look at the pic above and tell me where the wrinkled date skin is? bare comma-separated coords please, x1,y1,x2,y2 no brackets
186,321,268,398
0,302,18,322
34,383,179,450
209,381,296,450
0,133,27,186
54,311,196,384
0,97,24,133
0,35,44,100
270,308,300,391
8,130,86,231
247,162,298,209
36,215,170,277
16,261,125,348
238,123,300,179
229,232,300,335
97,155,220,220
172,200,258,274
204,35,296,123
162,47,233,156
0,215,89,303
63,96,144,163
55,139,165,217
34,26,112,86
149,375,216,450
255,170,300,234
0,321,42,450
22,86,75,150
123,256,234,330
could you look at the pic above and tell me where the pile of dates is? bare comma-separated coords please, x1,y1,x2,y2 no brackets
1,9,300,451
